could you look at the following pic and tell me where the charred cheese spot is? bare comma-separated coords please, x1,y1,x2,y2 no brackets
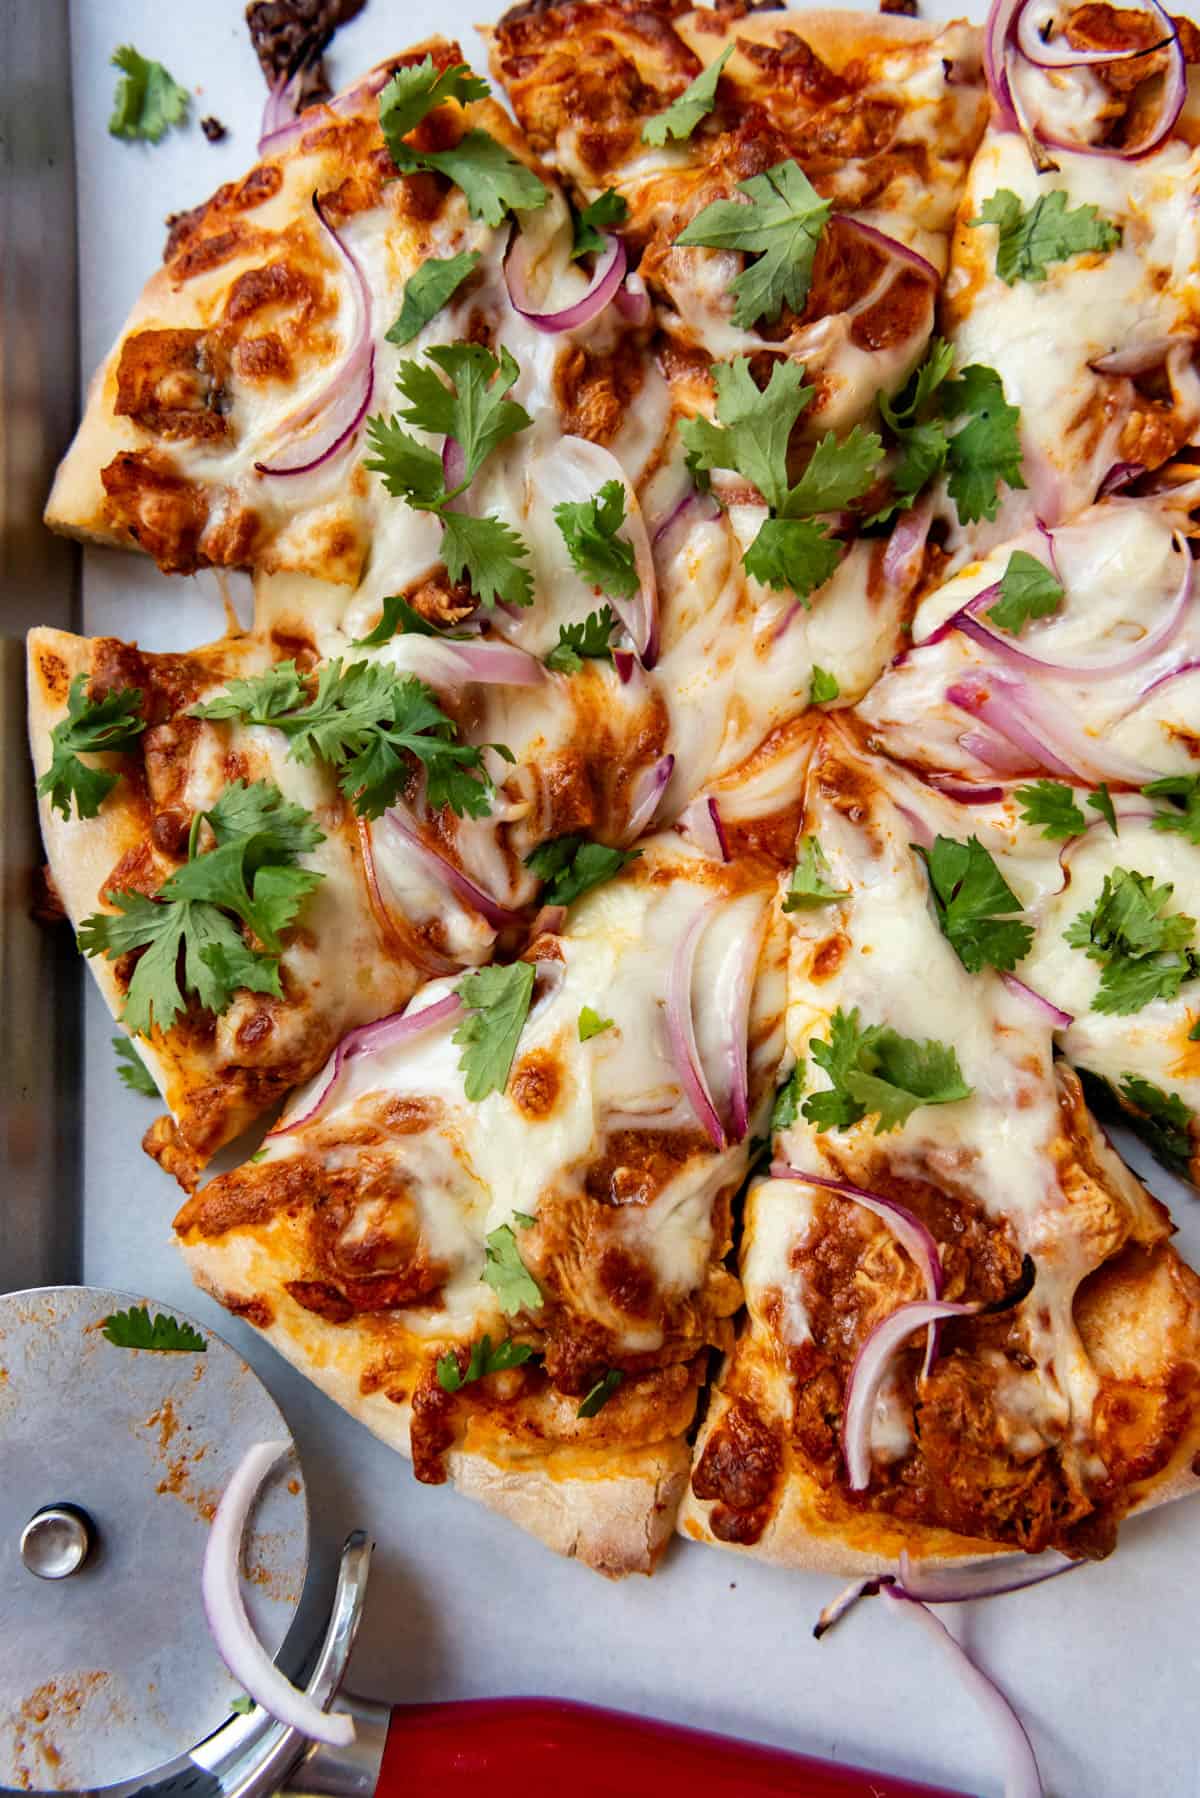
215,1289,276,1329
691,1396,782,1543
100,452,212,576
509,1047,564,1119
114,329,229,443
585,1129,711,1207
285,1280,355,1324
808,932,849,983
36,651,69,704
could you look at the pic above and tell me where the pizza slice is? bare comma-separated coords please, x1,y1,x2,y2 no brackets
175,835,788,1573
678,722,1200,1570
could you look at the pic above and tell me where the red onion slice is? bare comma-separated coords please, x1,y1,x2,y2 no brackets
838,217,940,287
1056,803,1157,881
882,499,934,594
258,66,391,159
444,640,545,687
666,900,727,1151
1098,460,1146,497
1091,335,1192,377
1032,3,1185,159
255,196,374,478
625,754,674,841
880,1589,1044,1798
1016,0,1170,66
269,990,463,1138
984,0,1024,126
726,902,768,1141
959,727,1033,776
442,434,467,494
924,774,1008,804
382,809,526,931
1001,973,1073,1029
505,229,626,334
842,1299,976,1489
678,795,730,863
947,673,1160,782
897,1545,1080,1602
613,649,636,684
258,69,301,155
615,272,651,326
202,1441,355,1748
355,816,458,978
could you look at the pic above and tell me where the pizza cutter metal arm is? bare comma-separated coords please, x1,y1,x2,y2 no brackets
197,1537,968,1798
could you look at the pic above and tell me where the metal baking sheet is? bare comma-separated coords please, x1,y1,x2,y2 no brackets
11,3,1200,1791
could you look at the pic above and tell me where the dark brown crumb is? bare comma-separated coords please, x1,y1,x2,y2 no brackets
200,116,227,142
244,0,367,109
880,0,919,12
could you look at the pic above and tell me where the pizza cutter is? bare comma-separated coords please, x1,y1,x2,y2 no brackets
0,1286,967,1798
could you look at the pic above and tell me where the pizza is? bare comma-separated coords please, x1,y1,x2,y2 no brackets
28,0,1200,1598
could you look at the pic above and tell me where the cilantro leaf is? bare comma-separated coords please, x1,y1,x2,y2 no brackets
884,338,955,426
577,1369,623,1417
377,56,489,146
676,160,831,328
102,1306,206,1352
914,835,1034,974
573,189,629,259
579,1006,615,1041
1016,780,1086,841
971,187,1121,286
383,71,550,226
230,1697,254,1716
436,1332,535,1392
770,1062,805,1132
524,836,639,907
985,551,1064,635
642,46,732,145
1064,866,1200,1015
554,481,640,600
455,962,536,1101
942,364,1026,526
113,1035,158,1096
871,341,954,523
544,607,619,674
1144,775,1200,845
440,510,533,610
786,426,884,516
481,1222,543,1314
680,357,812,513
189,662,307,724
396,344,531,494
1118,1074,1196,1174
352,594,441,646
803,1007,971,1135
782,837,848,911
1089,784,1118,837
363,415,446,503
109,46,189,143
204,779,326,863
38,672,145,820
386,251,481,347
809,666,840,705
743,517,842,598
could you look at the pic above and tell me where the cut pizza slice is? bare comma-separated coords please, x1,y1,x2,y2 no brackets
678,722,1200,1570
488,3,988,432
175,835,788,1574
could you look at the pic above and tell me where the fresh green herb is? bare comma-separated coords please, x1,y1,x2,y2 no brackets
577,1369,623,1417
440,511,534,611
230,1697,254,1716
1064,867,1200,1015
78,780,324,1037
481,1222,543,1314
985,550,1064,635
1089,784,1118,837
782,837,848,912
38,673,145,820
1119,1074,1195,1173
350,594,455,647
971,187,1121,286
544,607,619,674
871,338,956,523
914,834,1033,974
109,46,189,143
873,347,1024,527
102,1306,207,1352
676,160,832,328
512,1210,536,1228
572,189,629,259
554,481,640,600
524,836,639,908
386,251,481,347
436,1333,535,1392
1192,1018,1200,1041
742,520,842,598
113,1035,157,1097
1144,774,1200,845
193,659,500,820
770,1062,805,1132
803,1007,972,1135
1016,780,1087,841
248,1148,268,1164
454,962,536,1101
642,46,732,145
683,357,812,511
809,666,840,705
579,1006,615,1041
378,57,547,224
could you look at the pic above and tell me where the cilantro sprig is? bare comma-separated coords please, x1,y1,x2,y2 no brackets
971,188,1121,287
1016,780,1086,841
454,963,536,1101
544,607,619,675
914,835,1034,974
436,1333,535,1392
378,56,548,225
573,189,629,259
1144,775,1200,845
109,46,189,143
809,666,840,705
782,837,848,911
1064,867,1200,1015
803,1007,972,1135
555,481,640,600
770,1063,805,1132
102,1306,206,1352
676,160,831,328
481,1221,543,1314
874,340,1025,527
578,1369,623,1417
985,551,1063,635
642,46,732,146
38,673,146,821
113,1035,158,1096
525,836,639,907
78,780,325,1038
579,1006,614,1041
386,252,481,347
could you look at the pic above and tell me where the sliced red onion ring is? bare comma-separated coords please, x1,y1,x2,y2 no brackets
1091,335,1192,377
726,903,768,1141
625,754,674,840
258,70,302,155
202,1442,355,1748
613,649,636,684
1056,803,1157,883
383,809,526,931
984,0,1024,127
959,727,1032,776
615,272,651,326
444,639,545,686
1098,460,1146,497
1001,973,1073,1029
880,1590,1043,1798
355,816,458,977
678,795,730,863
838,217,940,287
1016,0,1170,67
1128,655,1200,707
882,499,933,593
842,1299,976,1489
258,66,391,159
947,673,1160,782
897,1545,1080,1602
1029,3,1185,159
895,800,934,849
813,1575,893,1640
255,195,373,478
505,229,627,334
269,990,463,1137
666,900,726,1151
924,774,1008,804
652,487,721,548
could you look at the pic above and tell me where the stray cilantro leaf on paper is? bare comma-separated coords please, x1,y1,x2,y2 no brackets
481,1223,543,1314
38,673,145,821
782,837,848,911
914,835,1033,974
102,1306,207,1352
803,1007,972,1136
454,962,536,1101
525,836,639,907
113,1036,158,1097
677,160,831,328
109,46,189,143
985,551,1064,635
577,1369,623,1417
971,187,1120,286
437,1333,535,1392
642,46,732,145
386,252,481,347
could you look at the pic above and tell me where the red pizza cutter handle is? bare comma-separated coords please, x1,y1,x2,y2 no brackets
376,1696,969,1796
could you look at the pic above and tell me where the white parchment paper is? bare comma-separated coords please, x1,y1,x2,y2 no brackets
69,4,1200,1791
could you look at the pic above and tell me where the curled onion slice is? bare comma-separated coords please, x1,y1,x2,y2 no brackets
882,499,933,594
842,1299,977,1489
1001,972,1073,1028
678,795,730,862
666,900,726,1150
1091,334,1192,377
726,903,768,1140
443,639,545,687
505,229,627,334
898,1546,1080,1603
615,271,651,326
1098,460,1146,497
947,672,1161,782
958,727,1032,776
255,196,373,477
258,66,391,159
923,774,1008,804
625,754,674,840
258,69,302,154
269,991,463,1137
202,1442,355,1748
1017,0,1170,66
383,809,526,931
